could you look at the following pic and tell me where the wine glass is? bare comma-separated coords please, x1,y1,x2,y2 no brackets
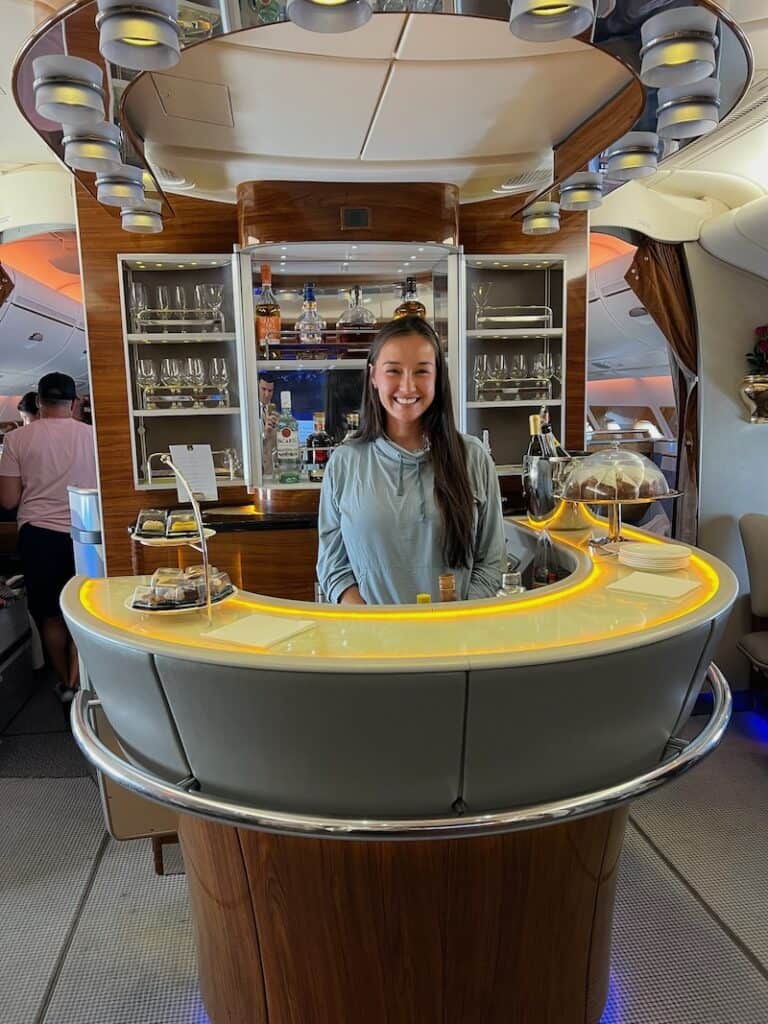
491,353,508,381
186,356,206,406
532,352,553,379
160,357,183,388
472,353,489,401
209,357,229,405
136,358,156,407
510,353,528,379
128,282,148,330
470,280,493,329
156,285,171,330
173,285,187,318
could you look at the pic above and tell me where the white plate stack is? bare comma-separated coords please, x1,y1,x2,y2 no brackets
618,542,691,573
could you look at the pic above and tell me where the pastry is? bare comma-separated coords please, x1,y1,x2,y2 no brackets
168,518,197,534
140,519,165,533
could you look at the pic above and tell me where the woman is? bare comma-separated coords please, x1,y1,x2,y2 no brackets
17,392,39,426
317,316,506,605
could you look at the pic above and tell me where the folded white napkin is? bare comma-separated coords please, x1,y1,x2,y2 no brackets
606,571,701,600
202,613,316,648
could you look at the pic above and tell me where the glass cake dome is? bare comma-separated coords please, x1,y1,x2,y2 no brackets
561,443,671,502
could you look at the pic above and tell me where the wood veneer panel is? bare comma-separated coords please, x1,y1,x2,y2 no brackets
458,208,588,452
131,527,319,599
177,815,268,1024
75,184,240,575
553,81,646,185
183,809,627,1024
238,181,460,247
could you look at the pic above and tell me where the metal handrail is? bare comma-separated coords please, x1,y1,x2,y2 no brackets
70,664,731,842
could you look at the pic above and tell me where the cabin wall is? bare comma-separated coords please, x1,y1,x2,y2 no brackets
685,241,768,689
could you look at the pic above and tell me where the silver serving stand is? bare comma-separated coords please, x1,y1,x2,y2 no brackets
156,455,213,624
561,492,683,552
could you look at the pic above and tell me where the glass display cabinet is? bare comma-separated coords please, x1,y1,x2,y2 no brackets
240,242,460,489
118,253,253,490
460,256,567,477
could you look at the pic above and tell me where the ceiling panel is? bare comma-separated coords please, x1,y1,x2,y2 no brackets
396,13,582,61
225,15,407,59
362,55,629,161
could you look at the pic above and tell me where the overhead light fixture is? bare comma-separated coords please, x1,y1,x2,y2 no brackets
508,0,594,43
640,6,718,89
61,121,121,173
559,171,603,211
96,0,181,71
121,198,163,233
95,164,145,207
657,77,721,139
286,0,373,33
32,55,105,126
522,201,560,235
603,131,659,181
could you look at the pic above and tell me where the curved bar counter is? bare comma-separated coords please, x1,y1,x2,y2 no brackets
63,522,738,1024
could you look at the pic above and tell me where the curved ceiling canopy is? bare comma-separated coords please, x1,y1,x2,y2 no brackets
11,0,752,219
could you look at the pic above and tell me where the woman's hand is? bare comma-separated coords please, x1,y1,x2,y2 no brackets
340,585,366,605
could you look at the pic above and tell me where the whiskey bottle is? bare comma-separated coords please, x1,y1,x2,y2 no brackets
255,264,281,357
438,573,457,602
337,284,377,346
276,390,302,484
296,282,326,345
305,411,332,483
393,277,426,320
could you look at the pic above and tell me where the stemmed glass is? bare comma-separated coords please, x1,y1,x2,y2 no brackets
156,285,171,332
128,282,148,331
490,353,508,382
136,358,156,408
173,285,187,319
532,352,553,379
209,357,229,406
470,281,493,329
472,353,490,401
160,357,183,387
510,353,528,379
186,356,206,406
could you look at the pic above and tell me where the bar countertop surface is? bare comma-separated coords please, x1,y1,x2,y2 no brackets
64,519,739,674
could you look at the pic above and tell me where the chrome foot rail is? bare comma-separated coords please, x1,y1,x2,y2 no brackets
70,664,731,841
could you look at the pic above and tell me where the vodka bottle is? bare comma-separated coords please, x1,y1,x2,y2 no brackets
276,390,302,484
296,282,326,344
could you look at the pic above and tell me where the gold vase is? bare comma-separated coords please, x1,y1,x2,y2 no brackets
740,374,768,424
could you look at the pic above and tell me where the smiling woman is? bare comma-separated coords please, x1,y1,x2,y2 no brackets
316,316,507,605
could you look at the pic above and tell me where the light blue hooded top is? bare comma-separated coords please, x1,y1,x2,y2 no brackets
316,434,506,605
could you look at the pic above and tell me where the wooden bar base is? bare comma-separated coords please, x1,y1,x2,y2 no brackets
178,806,628,1024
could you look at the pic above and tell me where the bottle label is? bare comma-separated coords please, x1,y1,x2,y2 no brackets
277,425,299,458
256,314,281,342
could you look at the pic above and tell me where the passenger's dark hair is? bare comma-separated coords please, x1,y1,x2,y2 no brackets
17,392,38,415
355,316,475,569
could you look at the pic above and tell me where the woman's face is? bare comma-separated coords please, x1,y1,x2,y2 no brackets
369,334,437,428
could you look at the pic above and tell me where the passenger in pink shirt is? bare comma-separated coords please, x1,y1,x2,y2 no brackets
0,372,97,701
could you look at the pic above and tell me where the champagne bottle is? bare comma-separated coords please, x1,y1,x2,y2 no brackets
526,414,549,458
540,405,568,458
393,277,426,320
255,264,281,356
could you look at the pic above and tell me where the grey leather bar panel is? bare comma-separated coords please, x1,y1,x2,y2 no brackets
66,622,192,780
462,622,713,812
153,657,466,817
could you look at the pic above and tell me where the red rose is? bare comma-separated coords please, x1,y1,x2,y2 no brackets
756,325,768,340
757,339,768,356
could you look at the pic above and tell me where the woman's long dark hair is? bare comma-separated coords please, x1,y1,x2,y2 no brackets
353,316,475,569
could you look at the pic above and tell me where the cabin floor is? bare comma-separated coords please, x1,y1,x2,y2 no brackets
2,675,767,1024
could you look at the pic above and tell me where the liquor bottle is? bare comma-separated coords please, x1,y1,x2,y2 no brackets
276,390,302,484
393,277,426,320
496,571,526,597
531,530,558,588
255,264,281,357
344,410,360,440
296,282,326,345
305,411,332,483
337,285,377,346
438,573,457,602
539,405,569,458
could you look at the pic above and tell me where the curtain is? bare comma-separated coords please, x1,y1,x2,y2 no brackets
625,240,699,544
